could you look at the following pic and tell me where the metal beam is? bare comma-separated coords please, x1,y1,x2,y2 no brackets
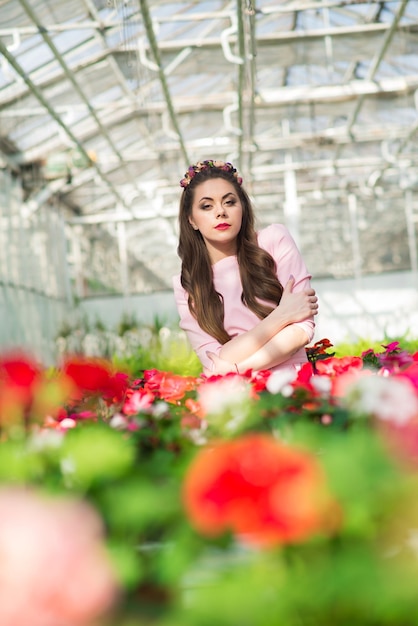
345,0,410,134
5,73,418,128
0,36,131,215
123,21,415,51
18,0,132,177
138,0,189,165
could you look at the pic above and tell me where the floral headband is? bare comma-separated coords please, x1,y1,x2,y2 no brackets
180,159,243,188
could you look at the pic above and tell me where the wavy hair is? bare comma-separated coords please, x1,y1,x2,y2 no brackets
177,165,283,344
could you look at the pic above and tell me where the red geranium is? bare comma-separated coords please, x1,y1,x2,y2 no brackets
0,352,43,423
315,355,363,378
0,350,41,394
143,369,197,404
0,352,75,427
183,433,339,548
62,357,128,403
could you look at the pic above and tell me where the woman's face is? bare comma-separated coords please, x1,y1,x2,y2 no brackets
188,177,243,263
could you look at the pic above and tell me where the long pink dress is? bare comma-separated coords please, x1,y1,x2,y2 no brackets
172,223,315,374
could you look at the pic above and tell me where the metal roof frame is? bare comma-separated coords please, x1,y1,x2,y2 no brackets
0,0,418,294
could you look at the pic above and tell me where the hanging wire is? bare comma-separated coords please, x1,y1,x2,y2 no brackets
113,0,138,72
245,0,256,16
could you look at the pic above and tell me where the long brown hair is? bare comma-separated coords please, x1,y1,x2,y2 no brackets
177,165,283,344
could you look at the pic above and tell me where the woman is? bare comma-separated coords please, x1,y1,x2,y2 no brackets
172,159,318,376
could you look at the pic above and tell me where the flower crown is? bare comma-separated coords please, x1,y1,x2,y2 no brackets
180,159,243,188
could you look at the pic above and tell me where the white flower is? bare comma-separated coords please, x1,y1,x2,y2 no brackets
198,376,253,433
266,369,297,396
152,401,170,418
29,429,64,451
59,417,77,430
198,377,251,416
342,374,418,425
311,375,332,396
109,414,128,429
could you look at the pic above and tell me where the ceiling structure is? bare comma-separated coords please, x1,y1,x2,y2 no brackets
0,0,418,296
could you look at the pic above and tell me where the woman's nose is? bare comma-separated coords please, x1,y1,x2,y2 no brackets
216,204,227,217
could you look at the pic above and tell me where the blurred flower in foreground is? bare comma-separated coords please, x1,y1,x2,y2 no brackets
0,351,73,428
336,371,418,425
0,351,42,424
0,487,119,626
196,374,255,434
183,434,339,548
62,356,129,403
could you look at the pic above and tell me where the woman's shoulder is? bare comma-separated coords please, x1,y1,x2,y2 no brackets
172,273,184,296
257,223,290,248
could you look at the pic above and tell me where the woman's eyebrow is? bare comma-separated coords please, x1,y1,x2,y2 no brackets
197,192,236,203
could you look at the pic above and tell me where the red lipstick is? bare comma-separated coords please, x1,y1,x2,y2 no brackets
215,223,230,230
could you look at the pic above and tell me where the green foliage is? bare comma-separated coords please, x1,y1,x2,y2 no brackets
117,312,139,336
60,423,136,489
113,332,202,376
56,313,203,375
334,333,418,357
2,332,418,624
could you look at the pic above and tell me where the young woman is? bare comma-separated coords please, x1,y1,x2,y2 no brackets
172,159,319,376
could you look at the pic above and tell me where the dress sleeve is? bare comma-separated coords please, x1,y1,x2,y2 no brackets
172,275,223,370
259,223,316,343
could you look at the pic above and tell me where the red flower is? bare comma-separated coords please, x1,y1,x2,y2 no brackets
143,369,197,404
0,351,41,397
62,357,128,403
292,362,317,394
0,352,41,389
183,434,338,548
142,368,164,391
0,352,43,423
249,369,272,394
313,356,364,397
184,398,204,419
105,371,129,403
315,356,363,378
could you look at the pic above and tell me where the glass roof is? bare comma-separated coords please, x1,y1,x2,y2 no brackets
0,0,418,295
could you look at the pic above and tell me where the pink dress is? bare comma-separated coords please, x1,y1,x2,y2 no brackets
172,223,315,373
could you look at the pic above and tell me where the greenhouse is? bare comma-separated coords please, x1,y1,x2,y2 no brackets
1,1,418,625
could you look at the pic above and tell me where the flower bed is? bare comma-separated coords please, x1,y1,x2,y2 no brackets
0,338,418,625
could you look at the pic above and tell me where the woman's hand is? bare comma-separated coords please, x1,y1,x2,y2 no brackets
275,276,318,324
216,276,317,369
205,351,237,376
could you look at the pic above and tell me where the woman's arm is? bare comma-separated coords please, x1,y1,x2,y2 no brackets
217,276,317,365
207,323,310,375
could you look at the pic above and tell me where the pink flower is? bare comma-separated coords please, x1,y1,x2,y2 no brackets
0,488,119,626
377,342,414,372
122,388,155,415
379,417,418,470
396,362,418,391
